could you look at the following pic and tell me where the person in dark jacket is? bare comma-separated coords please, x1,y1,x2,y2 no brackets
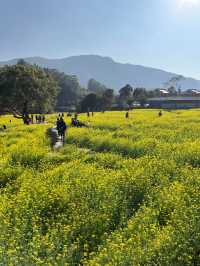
57,117,67,142
125,111,129,118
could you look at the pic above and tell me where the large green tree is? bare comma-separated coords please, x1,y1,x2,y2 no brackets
0,62,59,123
88,79,107,96
46,69,84,109
119,84,133,101
102,89,114,110
133,88,148,106
118,84,133,108
80,93,99,112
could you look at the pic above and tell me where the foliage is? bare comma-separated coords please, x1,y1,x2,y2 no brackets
119,84,133,103
0,63,59,122
133,87,148,106
88,79,107,96
80,93,99,112
102,89,114,110
46,69,84,109
80,88,114,112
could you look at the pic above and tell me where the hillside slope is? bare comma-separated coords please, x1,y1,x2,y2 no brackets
1,55,200,90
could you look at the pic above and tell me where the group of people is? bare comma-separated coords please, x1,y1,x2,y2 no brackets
23,114,46,125
49,112,84,149
54,110,163,147
71,117,87,127
71,112,87,127
55,113,88,143
34,114,46,124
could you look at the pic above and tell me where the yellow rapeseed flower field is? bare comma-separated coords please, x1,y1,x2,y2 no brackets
1,110,200,265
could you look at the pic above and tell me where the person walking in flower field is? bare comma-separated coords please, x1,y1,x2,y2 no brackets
125,111,129,118
56,117,67,142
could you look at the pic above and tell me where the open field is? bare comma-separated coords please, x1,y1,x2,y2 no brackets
1,110,200,265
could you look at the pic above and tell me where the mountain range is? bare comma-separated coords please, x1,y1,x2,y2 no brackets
0,55,200,91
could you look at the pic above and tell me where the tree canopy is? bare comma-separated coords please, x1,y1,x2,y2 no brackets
102,89,114,110
133,88,148,106
88,79,107,95
46,69,84,110
119,84,133,100
0,63,59,123
80,93,99,112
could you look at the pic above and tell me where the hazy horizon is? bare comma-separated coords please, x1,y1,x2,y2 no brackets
1,54,198,82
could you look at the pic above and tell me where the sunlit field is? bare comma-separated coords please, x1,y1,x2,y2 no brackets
1,110,200,265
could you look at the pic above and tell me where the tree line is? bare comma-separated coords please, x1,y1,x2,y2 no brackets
0,60,84,123
0,60,195,123
82,80,186,111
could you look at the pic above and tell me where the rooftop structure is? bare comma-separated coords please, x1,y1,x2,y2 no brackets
147,96,200,109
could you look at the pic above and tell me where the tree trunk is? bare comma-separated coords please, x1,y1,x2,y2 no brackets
22,101,30,125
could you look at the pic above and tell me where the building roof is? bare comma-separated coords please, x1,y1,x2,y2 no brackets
160,89,169,94
148,96,200,102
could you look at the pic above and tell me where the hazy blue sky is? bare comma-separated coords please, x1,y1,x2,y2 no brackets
0,0,200,78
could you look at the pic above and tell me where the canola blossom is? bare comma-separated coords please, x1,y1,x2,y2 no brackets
1,110,200,265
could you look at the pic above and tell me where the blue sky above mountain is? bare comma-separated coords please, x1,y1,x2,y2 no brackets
1,0,200,79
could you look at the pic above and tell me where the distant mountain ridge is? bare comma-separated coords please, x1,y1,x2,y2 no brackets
1,55,200,91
